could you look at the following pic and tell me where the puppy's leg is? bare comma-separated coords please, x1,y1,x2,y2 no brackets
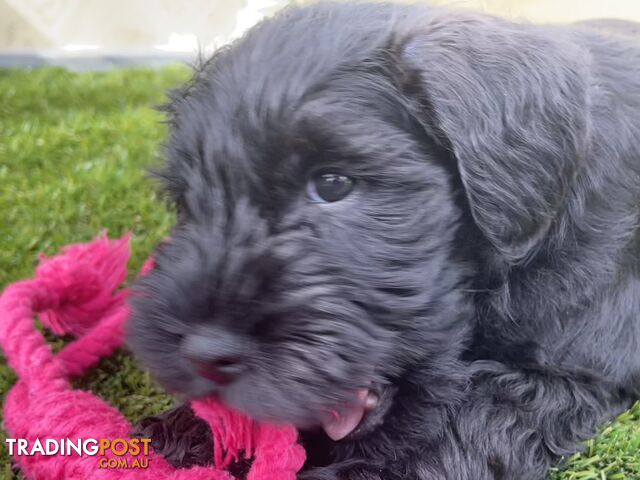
133,405,255,477
302,362,627,480
300,463,401,480
419,362,630,480
133,404,215,468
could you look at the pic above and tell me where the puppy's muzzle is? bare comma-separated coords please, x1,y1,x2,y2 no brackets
181,327,250,386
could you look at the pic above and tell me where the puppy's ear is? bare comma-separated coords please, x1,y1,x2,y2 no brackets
402,11,591,262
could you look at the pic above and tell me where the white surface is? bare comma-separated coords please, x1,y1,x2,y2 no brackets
0,0,289,51
1,0,639,51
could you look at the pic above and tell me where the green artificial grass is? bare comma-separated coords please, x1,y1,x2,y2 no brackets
0,66,185,479
0,67,638,479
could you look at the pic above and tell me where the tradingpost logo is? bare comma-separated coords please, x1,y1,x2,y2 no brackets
4,437,152,469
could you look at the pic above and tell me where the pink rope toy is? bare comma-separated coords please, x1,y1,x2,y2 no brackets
0,233,306,480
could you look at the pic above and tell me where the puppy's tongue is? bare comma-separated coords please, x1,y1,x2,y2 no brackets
322,389,369,441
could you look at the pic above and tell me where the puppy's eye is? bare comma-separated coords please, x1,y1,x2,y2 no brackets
307,172,355,203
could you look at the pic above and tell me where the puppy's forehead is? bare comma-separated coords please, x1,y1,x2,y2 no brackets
162,3,428,218
169,4,415,151
210,3,409,106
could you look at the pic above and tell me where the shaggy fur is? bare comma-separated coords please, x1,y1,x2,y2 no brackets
127,3,640,479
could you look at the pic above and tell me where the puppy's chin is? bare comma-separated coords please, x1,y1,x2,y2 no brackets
315,383,398,442
343,383,397,441
199,373,395,442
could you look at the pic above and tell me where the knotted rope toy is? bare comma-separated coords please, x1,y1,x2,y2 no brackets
0,233,306,479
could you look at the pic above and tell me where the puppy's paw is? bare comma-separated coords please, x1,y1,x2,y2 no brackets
133,403,214,468
300,462,390,480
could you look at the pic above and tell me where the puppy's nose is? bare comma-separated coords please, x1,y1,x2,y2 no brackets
182,328,249,385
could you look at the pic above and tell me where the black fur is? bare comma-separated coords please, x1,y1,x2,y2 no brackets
127,3,640,479
133,404,214,469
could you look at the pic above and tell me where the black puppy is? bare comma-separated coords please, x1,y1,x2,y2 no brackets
128,3,640,479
